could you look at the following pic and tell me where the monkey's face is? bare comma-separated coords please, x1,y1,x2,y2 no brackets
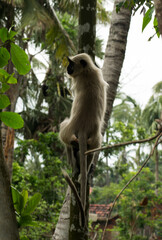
67,56,87,77
67,57,75,75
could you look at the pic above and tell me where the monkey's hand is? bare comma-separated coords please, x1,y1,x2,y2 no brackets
70,134,79,149
87,133,102,149
70,134,78,142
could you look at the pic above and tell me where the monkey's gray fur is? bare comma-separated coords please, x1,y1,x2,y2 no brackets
59,53,107,211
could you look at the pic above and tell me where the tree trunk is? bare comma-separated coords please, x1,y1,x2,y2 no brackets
154,0,162,36
102,0,132,131
52,187,70,240
78,0,97,60
0,126,19,240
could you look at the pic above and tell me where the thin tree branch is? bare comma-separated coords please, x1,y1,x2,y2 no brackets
101,132,162,240
85,127,162,155
92,232,97,240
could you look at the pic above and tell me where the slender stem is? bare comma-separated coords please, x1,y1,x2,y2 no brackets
85,127,162,155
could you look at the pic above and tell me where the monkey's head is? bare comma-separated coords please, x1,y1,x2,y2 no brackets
67,53,95,77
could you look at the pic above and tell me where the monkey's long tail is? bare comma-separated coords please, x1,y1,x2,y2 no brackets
78,132,87,212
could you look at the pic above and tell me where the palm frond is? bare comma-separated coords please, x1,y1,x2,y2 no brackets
21,0,53,29
32,57,48,70
97,0,111,24
152,80,162,94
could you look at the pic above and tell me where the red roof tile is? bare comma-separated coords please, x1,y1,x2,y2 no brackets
89,204,112,218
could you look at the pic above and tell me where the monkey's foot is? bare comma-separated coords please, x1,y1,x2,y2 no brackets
87,137,93,146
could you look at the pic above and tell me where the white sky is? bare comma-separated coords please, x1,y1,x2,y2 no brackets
121,12,162,108
97,1,162,109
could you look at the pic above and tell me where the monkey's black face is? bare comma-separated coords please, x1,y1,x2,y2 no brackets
67,58,74,75
67,56,87,76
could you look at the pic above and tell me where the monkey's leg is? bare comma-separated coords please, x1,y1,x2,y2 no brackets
78,133,87,211
59,119,78,145
66,140,79,170
87,154,94,176
66,146,74,166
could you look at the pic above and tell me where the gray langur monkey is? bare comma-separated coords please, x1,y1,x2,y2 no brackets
59,53,107,212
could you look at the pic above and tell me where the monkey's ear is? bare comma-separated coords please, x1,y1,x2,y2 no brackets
80,59,87,68
67,56,73,63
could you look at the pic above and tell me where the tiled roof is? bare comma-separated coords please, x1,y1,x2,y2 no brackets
89,204,112,218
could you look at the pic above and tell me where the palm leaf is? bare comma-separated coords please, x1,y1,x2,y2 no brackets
152,81,162,94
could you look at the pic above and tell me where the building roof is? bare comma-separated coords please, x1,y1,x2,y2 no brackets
89,204,113,218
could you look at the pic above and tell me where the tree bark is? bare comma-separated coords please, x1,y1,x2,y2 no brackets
78,0,97,60
0,125,19,240
102,0,132,131
154,0,162,36
52,187,70,240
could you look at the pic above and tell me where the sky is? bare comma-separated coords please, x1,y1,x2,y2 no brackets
97,0,162,109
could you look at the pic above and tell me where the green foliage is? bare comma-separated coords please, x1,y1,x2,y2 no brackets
90,183,121,204
10,43,31,75
0,27,17,42
142,81,162,131
0,27,31,74
114,169,161,239
0,94,10,109
0,27,31,129
91,168,161,239
116,0,153,13
89,221,103,240
97,0,111,24
12,186,41,228
142,6,154,32
0,47,10,67
113,122,135,142
12,132,67,239
116,0,160,39
112,93,142,126
153,16,160,39
0,112,24,129
93,89,161,238
104,121,139,154
0,69,17,84
94,116,149,185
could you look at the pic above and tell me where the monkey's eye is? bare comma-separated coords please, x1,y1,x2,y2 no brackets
80,59,87,68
